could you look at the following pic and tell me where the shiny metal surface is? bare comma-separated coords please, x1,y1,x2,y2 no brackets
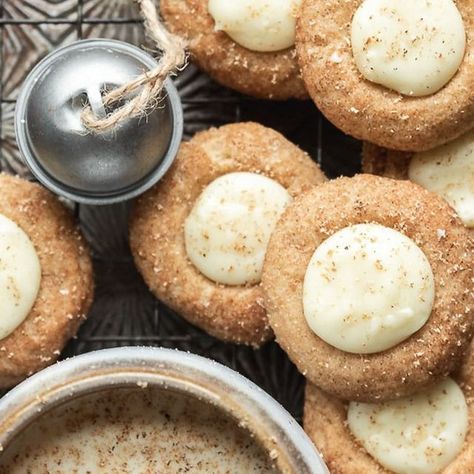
15,39,183,204
0,347,328,474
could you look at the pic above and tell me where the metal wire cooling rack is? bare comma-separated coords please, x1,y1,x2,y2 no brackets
0,0,361,422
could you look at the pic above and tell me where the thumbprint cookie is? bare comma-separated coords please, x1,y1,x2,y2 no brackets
130,122,326,346
296,0,474,151
363,129,474,230
161,0,307,99
304,338,474,474
0,174,94,388
262,174,474,401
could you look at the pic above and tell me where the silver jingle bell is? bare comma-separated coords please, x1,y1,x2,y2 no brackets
15,39,183,205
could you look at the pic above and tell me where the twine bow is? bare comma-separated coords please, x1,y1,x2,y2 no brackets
81,0,187,132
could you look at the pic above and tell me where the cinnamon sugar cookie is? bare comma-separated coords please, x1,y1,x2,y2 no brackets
0,174,94,388
363,129,474,230
304,339,474,474
296,0,474,151
130,122,325,346
262,174,474,401
161,0,307,99
362,142,411,180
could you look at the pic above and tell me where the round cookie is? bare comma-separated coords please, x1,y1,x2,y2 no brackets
0,173,94,388
296,0,474,151
363,133,474,232
304,340,474,474
130,122,326,346
160,0,307,100
262,174,474,401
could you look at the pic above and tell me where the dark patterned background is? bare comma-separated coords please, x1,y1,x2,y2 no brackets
0,0,361,421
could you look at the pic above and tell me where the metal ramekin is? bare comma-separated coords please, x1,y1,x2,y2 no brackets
0,347,328,473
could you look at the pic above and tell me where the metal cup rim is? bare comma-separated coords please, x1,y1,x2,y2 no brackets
0,347,327,473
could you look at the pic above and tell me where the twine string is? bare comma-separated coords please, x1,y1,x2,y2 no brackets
81,0,187,132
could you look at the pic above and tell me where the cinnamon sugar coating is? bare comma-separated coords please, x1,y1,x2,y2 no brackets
362,142,474,238
130,122,326,346
161,0,308,100
0,174,94,388
304,338,474,473
262,174,474,401
296,0,474,151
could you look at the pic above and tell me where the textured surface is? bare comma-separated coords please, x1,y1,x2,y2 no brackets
161,0,307,100
263,175,474,402
0,0,361,421
130,122,326,346
304,340,474,474
0,174,94,388
297,0,474,151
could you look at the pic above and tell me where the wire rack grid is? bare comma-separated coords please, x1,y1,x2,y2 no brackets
0,0,361,422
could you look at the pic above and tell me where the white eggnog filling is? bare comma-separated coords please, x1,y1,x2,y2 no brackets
0,214,41,340
303,223,435,354
409,130,474,228
348,378,469,474
351,0,466,96
208,0,302,52
184,172,291,286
